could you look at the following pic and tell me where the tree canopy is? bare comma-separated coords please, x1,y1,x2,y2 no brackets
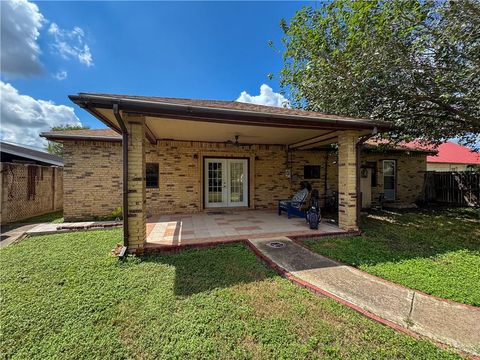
278,0,480,146
45,124,89,156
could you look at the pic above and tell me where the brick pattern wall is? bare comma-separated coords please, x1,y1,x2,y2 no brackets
61,139,427,221
0,163,63,224
126,117,146,249
362,151,427,205
290,151,337,206
63,140,122,220
146,141,292,214
337,132,359,230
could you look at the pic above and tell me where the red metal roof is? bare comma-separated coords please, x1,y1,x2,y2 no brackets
425,142,480,164
393,140,480,164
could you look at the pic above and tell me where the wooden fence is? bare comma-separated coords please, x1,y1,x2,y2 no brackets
424,171,480,207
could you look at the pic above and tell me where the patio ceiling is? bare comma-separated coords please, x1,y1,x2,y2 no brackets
96,109,344,146
69,93,392,147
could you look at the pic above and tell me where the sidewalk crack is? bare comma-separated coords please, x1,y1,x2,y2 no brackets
406,291,416,328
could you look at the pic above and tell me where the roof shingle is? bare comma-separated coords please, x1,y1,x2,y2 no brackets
41,128,121,141
80,93,371,123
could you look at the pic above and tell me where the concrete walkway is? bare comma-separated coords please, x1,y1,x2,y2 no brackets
0,221,122,249
26,221,122,236
0,223,38,249
248,237,480,356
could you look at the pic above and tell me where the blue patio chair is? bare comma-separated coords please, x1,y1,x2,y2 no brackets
278,189,311,219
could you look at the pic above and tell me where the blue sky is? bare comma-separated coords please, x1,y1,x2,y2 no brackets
1,1,477,149
1,1,312,147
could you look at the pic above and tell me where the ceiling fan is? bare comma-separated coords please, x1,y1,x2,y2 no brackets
225,134,259,147
226,135,241,147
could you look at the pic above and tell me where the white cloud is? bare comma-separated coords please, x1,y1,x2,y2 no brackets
0,0,45,76
53,70,67,80
236,84,290,108
0,81,81,147
47,22,93,67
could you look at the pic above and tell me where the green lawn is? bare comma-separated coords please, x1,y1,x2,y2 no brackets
305,207,480,306
14,211,64,224
0,230,462,359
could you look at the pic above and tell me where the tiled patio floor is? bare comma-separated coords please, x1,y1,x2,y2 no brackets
146,210,346,248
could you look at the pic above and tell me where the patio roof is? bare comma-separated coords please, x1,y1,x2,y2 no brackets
66,93,392,147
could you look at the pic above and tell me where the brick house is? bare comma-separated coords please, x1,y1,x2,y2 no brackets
42,93,430,253
1,141,63,224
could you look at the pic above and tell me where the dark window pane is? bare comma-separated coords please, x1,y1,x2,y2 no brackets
146,163,159,188
384,176,395,190
304,165,321,179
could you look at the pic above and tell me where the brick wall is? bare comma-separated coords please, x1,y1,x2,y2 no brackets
361,151,427,205
0,163,63,224
61,139,427,220
145,141,292,215
63,140,122,220
126,117,147,249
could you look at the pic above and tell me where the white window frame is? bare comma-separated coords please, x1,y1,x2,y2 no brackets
383,160,396,201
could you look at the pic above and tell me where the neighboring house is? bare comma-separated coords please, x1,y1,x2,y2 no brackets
1,141,64,166
0,141,63,224
41,93,431,253
425,142,480,172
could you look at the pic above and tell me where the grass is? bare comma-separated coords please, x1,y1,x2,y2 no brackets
14,211,64,224
0,230,463,359
305,207,480,306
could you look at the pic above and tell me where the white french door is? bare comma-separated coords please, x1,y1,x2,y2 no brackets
204,158,248,208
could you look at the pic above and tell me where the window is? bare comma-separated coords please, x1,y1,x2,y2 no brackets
304,165,321,179
383,160,396,201
146,163,159,188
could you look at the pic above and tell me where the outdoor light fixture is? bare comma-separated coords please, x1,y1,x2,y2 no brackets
193,154,198,159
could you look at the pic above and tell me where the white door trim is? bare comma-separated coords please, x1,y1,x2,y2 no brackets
383,159,396,201
204,158,249,208
226,159,248,207
204,159,227,208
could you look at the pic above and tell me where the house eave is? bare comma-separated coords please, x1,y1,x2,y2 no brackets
1,142,64,166
69,93,393,133
40,133,122,143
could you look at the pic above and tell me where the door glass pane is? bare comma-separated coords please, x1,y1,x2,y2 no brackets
208,162,223,203
384,176,395,190
229,162,244,203
383,160,396,200
384,161,395,176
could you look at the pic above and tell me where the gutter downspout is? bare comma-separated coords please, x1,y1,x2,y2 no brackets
356,127,378,227
113,104,129,255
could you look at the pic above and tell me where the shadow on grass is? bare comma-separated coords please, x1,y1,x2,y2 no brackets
9,211,64,225
139,243,276,297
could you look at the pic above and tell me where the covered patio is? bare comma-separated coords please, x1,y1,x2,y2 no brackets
146,209,347,248
68,93,391,253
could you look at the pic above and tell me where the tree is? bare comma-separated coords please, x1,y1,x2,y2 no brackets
277,0,480,146
45,124,90,156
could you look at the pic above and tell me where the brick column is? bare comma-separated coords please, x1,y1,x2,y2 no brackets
338,131,359,231
125,114,146,251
